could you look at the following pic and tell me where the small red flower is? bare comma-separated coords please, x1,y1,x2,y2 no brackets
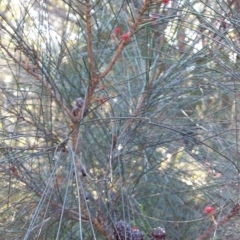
162,0,170,5
114,26,121,35
99,96,108,104
121,33,131,42
204,206,215,215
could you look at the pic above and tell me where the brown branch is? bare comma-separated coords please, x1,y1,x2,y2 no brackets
196,204,240,240
68,3,112,239
99,0,151,81
73,0,152,124
85,0,97,84
71,0,98,122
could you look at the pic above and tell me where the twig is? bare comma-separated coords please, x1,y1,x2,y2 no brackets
0,43,74,124
67,1,113,239
99,0,151,81
85,0,97,85
73,0,152,124
196,204,240,240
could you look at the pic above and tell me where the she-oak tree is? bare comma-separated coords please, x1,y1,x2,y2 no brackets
1,0,240,239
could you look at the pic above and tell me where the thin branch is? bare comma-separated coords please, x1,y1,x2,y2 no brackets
8,164,112,239
85,0,97,84
99,0,151,81
73,0,151,124
196,204,240,240
0,43,75,123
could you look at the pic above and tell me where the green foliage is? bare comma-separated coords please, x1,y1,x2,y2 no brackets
1,0,240,239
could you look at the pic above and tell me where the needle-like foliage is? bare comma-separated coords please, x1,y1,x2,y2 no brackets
1,0,240,239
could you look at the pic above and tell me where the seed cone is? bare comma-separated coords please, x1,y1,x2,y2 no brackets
151,227,166,240
114,221,131,240
113,221,144,240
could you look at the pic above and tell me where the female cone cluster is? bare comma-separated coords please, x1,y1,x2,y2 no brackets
113,221,143,240
72,97,89,117
113,221,166,240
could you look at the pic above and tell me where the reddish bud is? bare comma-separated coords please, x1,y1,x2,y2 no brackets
204,206,215,215
114,26,121,35
99,96,108,104
162,0,170,5
121,33,131,42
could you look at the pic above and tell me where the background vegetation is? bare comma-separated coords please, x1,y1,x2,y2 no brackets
1,0,240,239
